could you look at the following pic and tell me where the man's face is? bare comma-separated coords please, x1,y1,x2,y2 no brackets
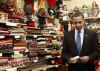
72,16,84,30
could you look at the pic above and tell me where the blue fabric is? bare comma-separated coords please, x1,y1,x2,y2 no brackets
76,32,81,54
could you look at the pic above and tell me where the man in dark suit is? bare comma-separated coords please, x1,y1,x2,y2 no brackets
62,12,99,71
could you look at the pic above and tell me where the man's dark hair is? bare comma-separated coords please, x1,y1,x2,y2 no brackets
71,12,84,19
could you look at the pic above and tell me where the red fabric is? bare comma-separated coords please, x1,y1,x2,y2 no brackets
41,12,46,17
13,48,26,52
94,60,99,70
47,0,56,7
0,39,12,45
13,15,25,20
60,24,64,31
2,57,8,59
48,18,54,24
28,21,35,27
56,58,62,64
45,37,52,40
0,63,8,66
0,27,8,31
95,65,99,70
32,9,35,13
14,42,26,46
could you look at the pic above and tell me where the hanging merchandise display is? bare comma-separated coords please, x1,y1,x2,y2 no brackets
37,8,47,29
34,0,38,11
56,0,63,9
7,0,17,13
38,0,46,9
24,0,34,15
47,0,56,8
0,0,8,12
91,1,99,17
37,8,47,17
0,0,17,13
24,0,34,22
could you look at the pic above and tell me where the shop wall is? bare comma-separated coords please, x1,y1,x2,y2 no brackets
63,0,100,10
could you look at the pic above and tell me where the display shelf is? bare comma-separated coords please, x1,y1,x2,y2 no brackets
0,12,64,70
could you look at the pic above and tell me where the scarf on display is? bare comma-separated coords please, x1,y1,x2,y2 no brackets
39,0,46,9
47,0,56,8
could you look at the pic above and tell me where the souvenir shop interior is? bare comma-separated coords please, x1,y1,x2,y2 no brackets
0,0,100,71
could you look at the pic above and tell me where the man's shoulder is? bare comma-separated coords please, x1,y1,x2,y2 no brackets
64,30,74,34
64,30,74,37
85,28,97,35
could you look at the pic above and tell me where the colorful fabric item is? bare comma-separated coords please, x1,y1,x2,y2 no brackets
24,0,34,14
14,42,26,46
0,27,8,31
0,13,8,20
37,8,47,17
27,21,35,27
0,39,12,45
47,0,56,7
39,0,46,9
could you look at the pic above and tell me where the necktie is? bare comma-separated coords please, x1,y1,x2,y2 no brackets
76,32,81,54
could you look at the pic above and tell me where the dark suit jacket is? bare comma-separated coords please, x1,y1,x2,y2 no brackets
62,28,99,64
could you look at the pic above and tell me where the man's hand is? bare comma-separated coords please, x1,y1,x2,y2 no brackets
80,56,90,62
69,57,79,63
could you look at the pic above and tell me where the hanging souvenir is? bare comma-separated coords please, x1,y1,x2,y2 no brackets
38,0,46,9
47,0,56,8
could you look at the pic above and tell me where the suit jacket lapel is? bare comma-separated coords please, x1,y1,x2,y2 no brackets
71,30,79,54
71,30,75,43
81,29,89,53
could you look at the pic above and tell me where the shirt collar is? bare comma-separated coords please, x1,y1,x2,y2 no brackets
75,28,84,33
